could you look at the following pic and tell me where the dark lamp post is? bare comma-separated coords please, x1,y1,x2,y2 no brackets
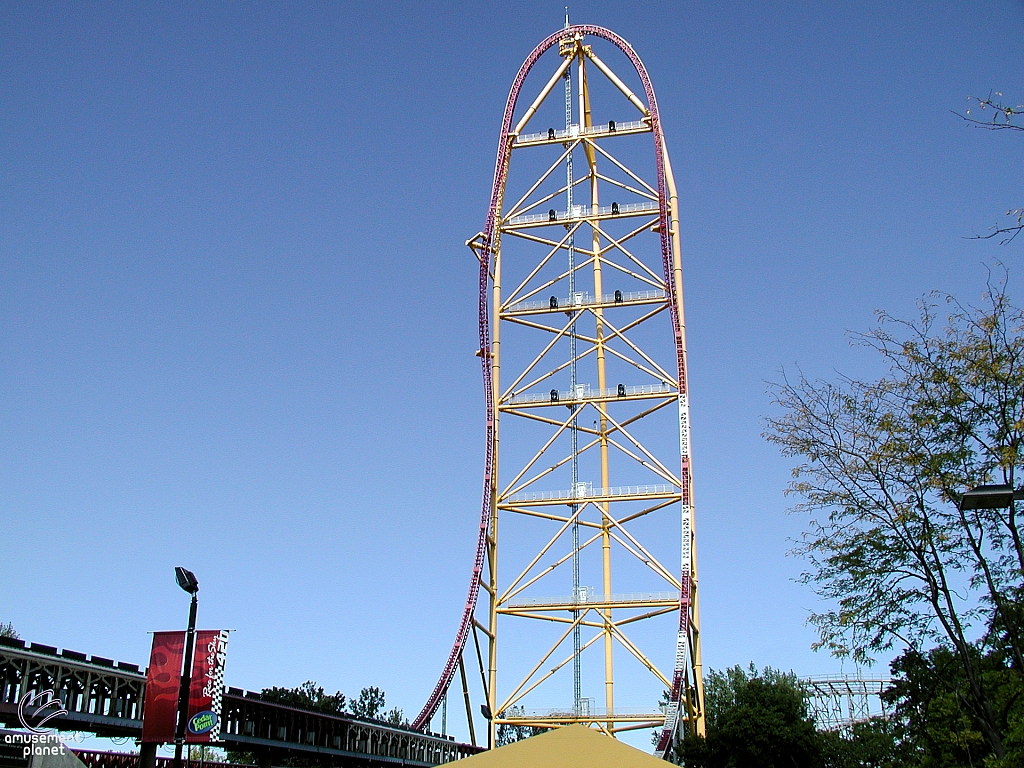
172,568,199,768
176,567,199,594
958,484,1024,510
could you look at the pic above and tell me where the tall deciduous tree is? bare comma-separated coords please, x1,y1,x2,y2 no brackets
228,682,409,765
885,644,1024,767
677,665,821,768
765,280,1024,761
349,686,386,720
494,706,543,746
261,680,347,714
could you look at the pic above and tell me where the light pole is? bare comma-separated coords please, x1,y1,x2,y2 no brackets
172,567,199,768
958,484,1024,510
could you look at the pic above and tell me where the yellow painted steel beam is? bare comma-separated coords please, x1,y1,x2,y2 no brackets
615,498,678,525
502,224,585,307
588,140,659,196
593,224,668,284
610,721,665,734
582,48,650,117
497,614,598,714
497,506,590,601
499,310,591,400
591,170,659,201
614,606,680,626
495,612,607,629
504,159,588,222
498,714,666,726
510,56,575,138
500,599,679,612
608,623,671,689
605,528,682,590
503,507,603,528
498,489,682,508
500,531,604,605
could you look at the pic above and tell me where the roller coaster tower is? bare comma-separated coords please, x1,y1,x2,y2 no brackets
414,24,704,757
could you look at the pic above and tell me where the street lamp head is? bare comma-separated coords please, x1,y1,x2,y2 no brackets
958,484,1023,511
174,567,199,594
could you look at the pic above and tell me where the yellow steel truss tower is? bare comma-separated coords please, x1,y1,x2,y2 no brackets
415,26,703,757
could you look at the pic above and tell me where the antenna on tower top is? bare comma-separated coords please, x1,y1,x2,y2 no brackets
564,6,569,29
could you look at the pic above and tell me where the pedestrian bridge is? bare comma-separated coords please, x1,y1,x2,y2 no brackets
0,637,479,767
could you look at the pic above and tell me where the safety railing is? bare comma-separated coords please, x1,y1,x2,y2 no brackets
506,288,666,314
507,591,679,608
515,119,649,144
505,483,676,504
504,706,666,718
506,381,673,406
505,200,659,227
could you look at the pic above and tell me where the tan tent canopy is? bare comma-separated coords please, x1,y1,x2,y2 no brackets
449,725,669,767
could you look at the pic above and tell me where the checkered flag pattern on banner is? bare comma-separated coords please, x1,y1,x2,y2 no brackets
209,631,229,741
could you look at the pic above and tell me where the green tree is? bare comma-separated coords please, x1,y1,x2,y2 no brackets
883,642,1024,767
384,707,408,727
227,681,348,766
260,680,347,714
187,746,226,763
0,622,18,639
816,718,906,768
494,706,543,746
349,686,385,720
765,281,1024,761
677,665,821,768
227,682,407,766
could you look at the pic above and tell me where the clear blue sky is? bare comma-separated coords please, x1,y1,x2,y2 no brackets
2,0,1023,749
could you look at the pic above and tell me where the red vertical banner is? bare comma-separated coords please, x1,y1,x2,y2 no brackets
141,631,185,743
185,630,229,742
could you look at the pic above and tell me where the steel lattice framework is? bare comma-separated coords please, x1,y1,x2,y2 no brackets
0,638,479,765
802,677,891,733
413,25,703,756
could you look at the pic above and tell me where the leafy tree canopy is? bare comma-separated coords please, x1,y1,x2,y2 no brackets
816,718,905,768
227,681,407,766
348,686,385,719
494,706,544,746
676,665,906,768
261,680,347,715
885,643,1024,768
256,682,406,725
765,278,1024,760
678,664,821,768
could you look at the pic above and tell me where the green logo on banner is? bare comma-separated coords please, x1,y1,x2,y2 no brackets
188,711,217,735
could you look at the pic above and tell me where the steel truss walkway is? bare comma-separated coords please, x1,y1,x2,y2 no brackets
802,676,891,733
0,638,479,767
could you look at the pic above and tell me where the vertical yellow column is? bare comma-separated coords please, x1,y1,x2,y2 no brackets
579,52,614,731
487,191,504,749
